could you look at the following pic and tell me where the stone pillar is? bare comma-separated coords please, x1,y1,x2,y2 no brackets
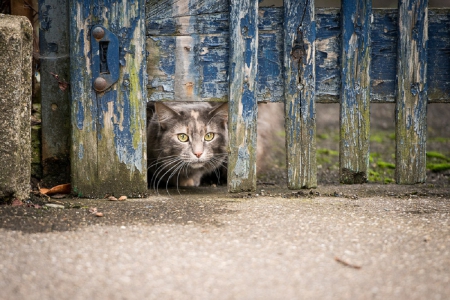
0,14,33,202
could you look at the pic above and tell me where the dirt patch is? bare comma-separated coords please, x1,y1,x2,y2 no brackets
0,193,235,234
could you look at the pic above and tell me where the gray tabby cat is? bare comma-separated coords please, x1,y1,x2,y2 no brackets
147,102,228,188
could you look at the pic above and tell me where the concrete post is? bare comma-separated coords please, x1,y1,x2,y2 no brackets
0,14,33,201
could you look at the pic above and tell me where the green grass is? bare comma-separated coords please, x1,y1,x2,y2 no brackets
370,134,384,143
426,151,450,162
317,133,329,140
369,152,395,183
427,163,450,172
429,137,450,143
376,161,396,169
316,129,450,182
317,148,338,156
426,151,450,172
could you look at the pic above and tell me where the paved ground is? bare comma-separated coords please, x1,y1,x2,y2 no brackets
0,184,449,299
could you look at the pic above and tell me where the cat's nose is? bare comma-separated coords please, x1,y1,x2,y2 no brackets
194,152,202,158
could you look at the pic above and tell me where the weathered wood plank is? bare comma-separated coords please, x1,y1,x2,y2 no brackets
39,0,71,185
257,7,284,103
69,0,98,197
70,0,147,197
316,8,449,103
227,0,258,192
339,0,371,184
315,8,341,103
283,0,317,189
428,9,450,102
147,8,450,103
395,0,428,184
147,34,229,102
146,0,228,20
370,10,398,102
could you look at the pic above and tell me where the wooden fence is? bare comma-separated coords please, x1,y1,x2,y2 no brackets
147,0,450,192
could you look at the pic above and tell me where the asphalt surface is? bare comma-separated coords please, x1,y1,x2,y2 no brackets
0,185,449,299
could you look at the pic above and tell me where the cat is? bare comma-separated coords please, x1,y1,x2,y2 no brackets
147,102,228,189
146,101,285,189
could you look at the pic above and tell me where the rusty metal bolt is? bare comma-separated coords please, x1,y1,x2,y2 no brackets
93,77,107,91
92,26,105,40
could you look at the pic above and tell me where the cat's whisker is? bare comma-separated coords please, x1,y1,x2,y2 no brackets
151,158,180,191
156,160,184,194
148,159,171,171
166,161,187,195
210,163,221,183
147,155,180,170
149,157,178,181
209,157,228,170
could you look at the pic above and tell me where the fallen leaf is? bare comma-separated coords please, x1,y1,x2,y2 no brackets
118,196,127,201
11,199,23,207
95,212,104,217
39,183,71,195
89,207,98,214
108,196,118,201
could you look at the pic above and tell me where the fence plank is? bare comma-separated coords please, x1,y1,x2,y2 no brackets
227,0,258,192
339,0,371,184
69,0,147,197
147,8,449,104
427,9,450,102
283,0,317,189
39,0,71,185
395,0,428,184
69,0,98,197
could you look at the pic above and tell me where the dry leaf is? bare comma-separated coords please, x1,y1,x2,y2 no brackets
118,196,127,201
95,212,104,217
89,207,98,214
39,183,71,195
108,196,118,201
11,199,23,207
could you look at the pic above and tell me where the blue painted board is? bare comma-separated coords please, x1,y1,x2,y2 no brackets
395,0,428,184
147,7,450,103
69,0,147,197
227,0,259,192
283,0,317,189
339,0,371,184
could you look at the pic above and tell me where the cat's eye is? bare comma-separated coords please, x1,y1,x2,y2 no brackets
177,133,189,142
204,132,214,141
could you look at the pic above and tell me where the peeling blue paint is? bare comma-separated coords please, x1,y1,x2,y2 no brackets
395,0,429,184
233,147,250,178
78,144,84,159
70,0,147,197
76,100,84,130
147,7,450,104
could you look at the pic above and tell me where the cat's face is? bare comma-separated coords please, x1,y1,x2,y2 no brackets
147,102,228,186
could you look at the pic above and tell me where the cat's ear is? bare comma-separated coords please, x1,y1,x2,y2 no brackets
209,103,228,124
155,102,179,128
